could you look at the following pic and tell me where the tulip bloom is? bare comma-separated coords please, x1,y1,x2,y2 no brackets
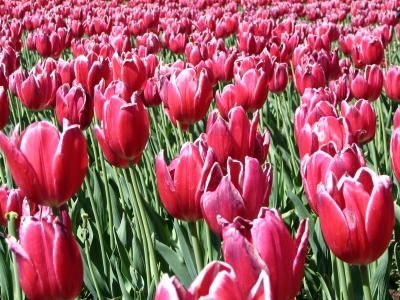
350,65,383,102
201,157,272,237
0,121,88,207
317,168,394,265
222,208,309,299
155,138,217,222
341,99,376,144
0,186,35,228
206,107,270,169
384,66,400,101
56,84,94,130
360,35,384,66
7,207,83,300
165,68,213,126
269,62,288,93
294,62,326,95
155,261,270,300
391,122,400,182
301,142,366,215
94,93,149,167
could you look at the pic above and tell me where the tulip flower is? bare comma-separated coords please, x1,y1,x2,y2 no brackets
317,167,394,265
7,207,83,300
215,84,237,120
391,120,400,182
297,116,355,159
155,261,270,300
155,138,217,222
301,142,366,215
384,66,400,101
360,35,384,66
350,65,383,102
294,62,326,95
211,50,237,82
201,157,272,237
0,121,88,207
165,68,213,126
329,74,352,103
0,87,9,130
0,186,35,228
94,93,149,166
206,107,270,169
269,62,288,93
222,208,309,299
56,84,94,130
341,99,376,144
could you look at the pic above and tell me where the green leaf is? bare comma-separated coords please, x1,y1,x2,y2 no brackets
142,199,170,245
114,228,134,284
174,220,198,280
155,240,192,288
0,241,11,300
371,248,391,300
115,262,134,300
317,272,333,300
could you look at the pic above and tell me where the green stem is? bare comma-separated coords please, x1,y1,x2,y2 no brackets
176,121,185,146
377,97,389,174
188,221,204,273
99,151,115,251
122,167,151,290
370,140,379,174
113,167,126,212
143,151,160,214
88,127,100,170
205,221,213,264
359,265,372,300
81,214,103,300
84,175,108,275
337,258,349,300
344,262,354,300
330,251,340,300
7,212,22,300
128,163,159,285
149,108,163,151
0,155,5,184
188,124,194,143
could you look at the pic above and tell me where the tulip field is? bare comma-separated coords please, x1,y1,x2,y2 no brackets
2,0,400,299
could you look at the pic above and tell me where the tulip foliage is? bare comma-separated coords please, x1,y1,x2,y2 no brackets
0,0,400,300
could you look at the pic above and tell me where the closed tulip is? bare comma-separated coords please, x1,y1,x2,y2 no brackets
166,68,213,126
390,122,400,182
56,84,94,130
212,50,237,82
384,66,400,101
7,207,83,300
94,93,149,166
350,65,383,102
215,84,237,120
360,35,384,66
0,121,88,207
222,208,309,299
294,62,326,95
201,157,272,237
317,167,394,265
341,99,376,144
155,138,217,222
269,62,288,93
301,142,366,215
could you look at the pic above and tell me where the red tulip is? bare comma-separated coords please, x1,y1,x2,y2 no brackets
0,121,88,207
384,66,400,101
301,142,366,215
112,52,147,94
269,62,288,93
294,62,326,95
169,33,188,55
0,186,35,228
317,167,394,265
185,42,209,66
341,99,376,144
360,35,384,66
211,50,237,83
215,84,237,120
56,84,94,130
165,68,213,126
155,261,267,300
7,207,83,300
222,208,309,299
155,138,217,222
329,74,352,103
0,87,9,130
390,120,400,182
350,65,383,102
94,93,149,166
201,157,272,237
206,107,270,169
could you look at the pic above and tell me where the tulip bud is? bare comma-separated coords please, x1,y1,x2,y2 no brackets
384,66,400,102
0,87,9,130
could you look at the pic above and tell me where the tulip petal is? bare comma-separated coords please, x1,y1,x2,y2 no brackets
155,275,186,300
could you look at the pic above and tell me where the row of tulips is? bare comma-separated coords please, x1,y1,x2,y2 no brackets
1,0,400,299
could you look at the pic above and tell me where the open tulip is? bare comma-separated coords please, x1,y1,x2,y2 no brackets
201,157,272,237
294,62,326,95
56,84,94,130
7,207,83,300
0,121,88,207
350,65,383,102
165,68,213,126
155,138,217,222
222,208,309,299
317,167,394,265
